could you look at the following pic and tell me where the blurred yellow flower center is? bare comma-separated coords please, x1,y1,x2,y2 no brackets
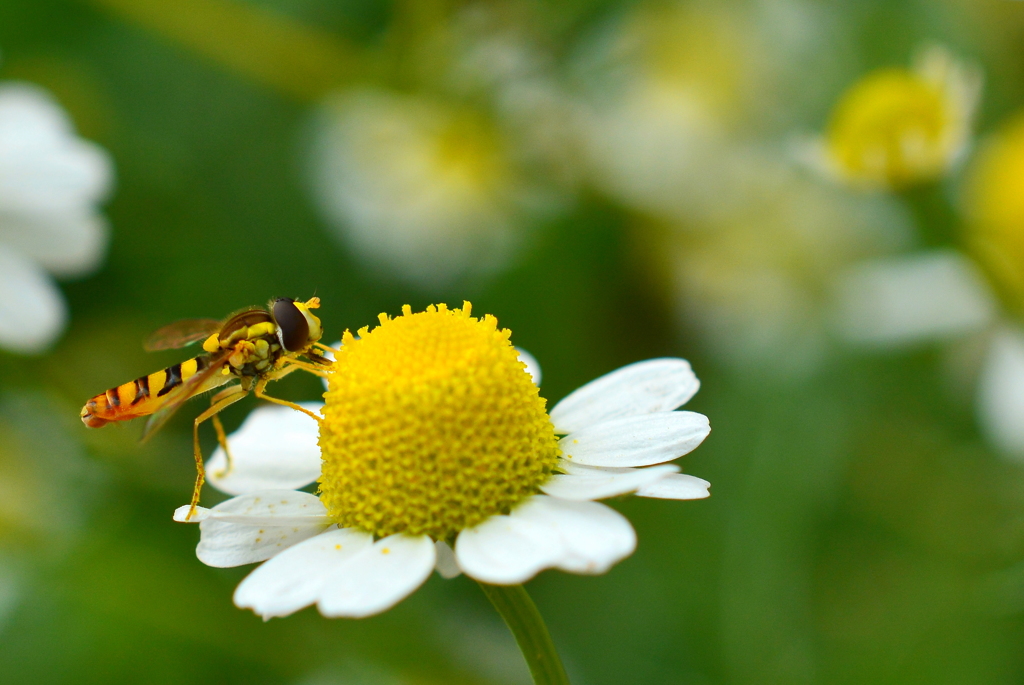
827,68,960,188
434,115,506,192
640,6,746,120
318,302,559,539
964,113,1024,306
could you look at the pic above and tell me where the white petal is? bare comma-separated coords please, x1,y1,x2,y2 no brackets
319,340,343,363
0,84,73,139
455,495,636,584
206,403,323,496
550,358,700,433
234,527,373,620
320,340,342,391
455,510,562,585
434,540,462,579
540,462,679,501
516,347,542,385
195,491,332,568
635,473,710,500
172,505,211,522
977,329,1024,460
0,245,66,354
559,411,710,467
514,496,636,575
0,211,109,278
317,534,436,618
833,251,997,346
0,84,113,215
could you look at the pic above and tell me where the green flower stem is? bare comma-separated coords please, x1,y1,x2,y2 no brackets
477,582,570,685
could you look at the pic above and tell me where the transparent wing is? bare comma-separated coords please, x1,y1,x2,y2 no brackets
144,318,222,351
140,352,234,442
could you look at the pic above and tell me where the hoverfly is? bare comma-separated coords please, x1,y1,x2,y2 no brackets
81,297,334,520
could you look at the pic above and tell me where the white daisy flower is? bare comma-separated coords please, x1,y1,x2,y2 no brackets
305,7,582,292
307,89,547,290
572,2,820,224
438,3,586,193
977,328,1024,457
176,303,710,620
667,171,911,376
803,46,980,190
832,249,1024,459
0,81,113,353
834,105,1024,459
833,250,997,347
572,4,753,223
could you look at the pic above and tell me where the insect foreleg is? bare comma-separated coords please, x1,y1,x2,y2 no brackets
280,357,330,378
314,342,341,355
186,388,249,521
253,377,324,424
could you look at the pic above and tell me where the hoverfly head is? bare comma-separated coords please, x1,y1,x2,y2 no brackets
271,297,323,352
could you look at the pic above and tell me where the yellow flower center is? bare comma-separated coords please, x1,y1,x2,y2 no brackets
318,303,559,539
964,113,1024,307
826,68,961,188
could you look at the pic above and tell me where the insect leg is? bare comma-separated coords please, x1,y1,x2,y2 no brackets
208,386,243,478
280,357,330,378
211,416,233,478
314,342,341,354
185,388,249,521
253,377,323,424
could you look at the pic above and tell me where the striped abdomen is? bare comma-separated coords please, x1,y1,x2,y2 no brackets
81,356,217,428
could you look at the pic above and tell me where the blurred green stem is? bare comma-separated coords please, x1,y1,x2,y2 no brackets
477,582,570,685
85,0,358,102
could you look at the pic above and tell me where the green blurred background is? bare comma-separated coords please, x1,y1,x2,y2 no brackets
2,0,1024,683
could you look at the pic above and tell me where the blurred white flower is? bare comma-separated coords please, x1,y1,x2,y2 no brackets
436,3,585,191
832,249,1024,459
669,171,911,374
833,251,997,346
804,46,980,190
835,102,1024,459
308,89,550,289
306,3,584,291
573,2,827,223
572,4,749,221
573,3,903,375
0,82,113,353
977,328,1024,458
177,305,710,620
955,108,1024,458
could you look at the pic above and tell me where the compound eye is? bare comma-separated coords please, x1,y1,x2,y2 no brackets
272,298,310,352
